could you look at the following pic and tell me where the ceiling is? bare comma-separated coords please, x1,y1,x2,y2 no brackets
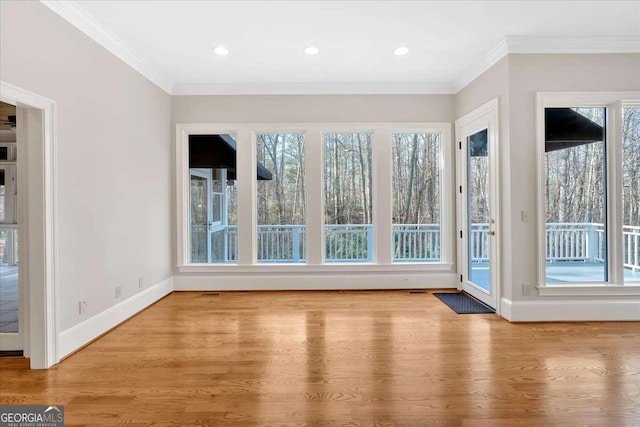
42,1,640,94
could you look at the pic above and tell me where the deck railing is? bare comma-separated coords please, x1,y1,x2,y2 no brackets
190,223,640,270
545,223,605,262
624,225,640,271
205,224,441,263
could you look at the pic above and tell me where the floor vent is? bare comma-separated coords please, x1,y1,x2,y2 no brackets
0,350,23,358
408,290,428,294
201,292,220,297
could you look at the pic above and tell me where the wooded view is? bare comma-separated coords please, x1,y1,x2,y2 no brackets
392,132,440,226
623,106,640,228
545,106,639,227
257,133,305,226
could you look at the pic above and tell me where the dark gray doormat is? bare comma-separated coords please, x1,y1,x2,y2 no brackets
433,292,495,314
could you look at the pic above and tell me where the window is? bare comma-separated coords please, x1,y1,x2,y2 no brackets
544,107,607,283
392,132,441,262
323,132,373,262
188,134,238,263
176,123,453,272
537,92,640,291
256,133,306,263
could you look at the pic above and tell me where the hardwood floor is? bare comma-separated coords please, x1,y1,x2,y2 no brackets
1,290,639,426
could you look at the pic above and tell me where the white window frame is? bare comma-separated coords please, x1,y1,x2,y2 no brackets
175,122,453,273
536,91,640,296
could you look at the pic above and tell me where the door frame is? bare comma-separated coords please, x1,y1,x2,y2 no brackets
455,98,501,311
0,81,59,369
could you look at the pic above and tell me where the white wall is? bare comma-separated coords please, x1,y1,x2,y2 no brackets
172,94,455,124
507,53,640,302
0,1,172,338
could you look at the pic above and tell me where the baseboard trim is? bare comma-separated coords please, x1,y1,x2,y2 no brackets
500,297,640,322
58,277,173,359
173,272,457,291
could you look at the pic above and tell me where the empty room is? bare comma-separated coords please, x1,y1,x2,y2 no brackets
0,0,639,425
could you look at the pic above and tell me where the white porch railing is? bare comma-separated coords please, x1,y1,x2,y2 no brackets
545,223,605,262
393,224,440,262
624,225,640,271
189,223,640,271
0,225,18,265
198,224,441,263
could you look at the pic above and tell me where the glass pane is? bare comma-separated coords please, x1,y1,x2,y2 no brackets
0,169,6,222
211,170,224,224
0,228,19,333
256,133,305,263
189,175,207,263
392,132,440,262
544,107,607,282
623,106,640,283
467,129,490,290
211,178,238,263
324,132,373,262
0,177,4,223
188,134,238,264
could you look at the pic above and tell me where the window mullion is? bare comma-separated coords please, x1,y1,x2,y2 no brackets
608,101,624,285
236,128,256,265
305,129,323,265
374,127,392,264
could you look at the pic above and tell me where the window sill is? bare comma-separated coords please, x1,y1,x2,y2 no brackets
537,284,640,296
176,262,455,274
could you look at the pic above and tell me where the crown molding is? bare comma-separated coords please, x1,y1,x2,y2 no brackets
39,0,174,94
505,35,640,54
30,4,640,97
172,81,455,95
452,38,509,93
452,35,640,93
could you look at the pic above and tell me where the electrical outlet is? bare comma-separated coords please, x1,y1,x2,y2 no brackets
138,276,144,289
521,209,530,222
522,283,533,296
115,286,122,299
78,300,87,315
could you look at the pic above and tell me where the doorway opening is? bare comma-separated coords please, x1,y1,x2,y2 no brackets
0,101,20,346
456,99,501,310
0,81,59,369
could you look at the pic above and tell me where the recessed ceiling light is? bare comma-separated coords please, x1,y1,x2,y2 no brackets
213,46,229,56
304,46,319,55
394,46,409,56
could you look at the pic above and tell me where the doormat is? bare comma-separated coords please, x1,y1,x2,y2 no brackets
433,292,495,314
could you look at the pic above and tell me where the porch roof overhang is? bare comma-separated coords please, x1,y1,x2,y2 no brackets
188,134,273,180
545,108,604,152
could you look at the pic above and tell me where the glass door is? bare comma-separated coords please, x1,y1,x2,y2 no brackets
189,169,211,263
456,101,499,309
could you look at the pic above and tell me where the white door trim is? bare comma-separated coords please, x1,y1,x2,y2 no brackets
455,98,501,312
0,81,59,369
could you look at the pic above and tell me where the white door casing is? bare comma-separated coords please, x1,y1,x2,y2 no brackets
456,98,500,310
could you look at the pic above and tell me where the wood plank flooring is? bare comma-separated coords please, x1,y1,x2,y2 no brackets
1,290,639,426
